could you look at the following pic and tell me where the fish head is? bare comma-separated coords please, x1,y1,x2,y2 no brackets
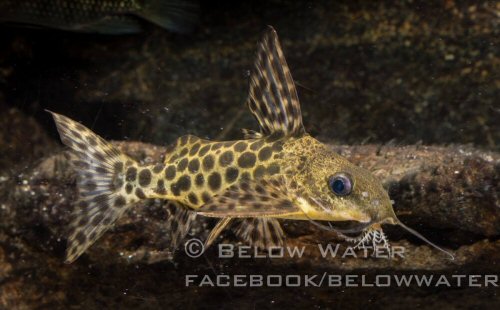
288,137,453,259
291,139,396,236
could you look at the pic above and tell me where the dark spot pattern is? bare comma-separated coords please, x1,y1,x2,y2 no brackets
156,180,167,195
87,136,97,146
208,173,222,191
70,130,82,140
219,151,234,167
179,135,189,146
138,169,152,186
202,155,215,171
188,193,198,205
111,178,124,191
95,166,107,174
272,141,284,152
126,167,137,182
125,184,133,194
255,184,266,194
77,217,89,226
90,212,104,227
278,199,293,208
114,196,126,207
73,160,89,169
188,158,200,173
177,175,191,192
195,173,204,187
165,143,176,155
225,167,239,183
240,182,250,191
92,194,107,204
201,192,211,203
83,181,97,192
211,142,223,150
178,158,188,172
234,141,248,152
75,232,86,245
250,140,264,151
171,183,180,196
258,147,272,161
114,162,124,173
199,145,210,156
253,165,266,178
75,141,86,150
153,163,165,173
179,148,188,157
74,123,86,132
189,143,201,156
267,164,280,175
135,188,146,199
238,152,256,168
93,152,106,162
165,165,176,180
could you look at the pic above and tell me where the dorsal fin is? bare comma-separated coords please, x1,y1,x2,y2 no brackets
246,26,305,137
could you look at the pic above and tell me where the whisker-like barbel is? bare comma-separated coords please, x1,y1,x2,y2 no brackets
49,26,453,263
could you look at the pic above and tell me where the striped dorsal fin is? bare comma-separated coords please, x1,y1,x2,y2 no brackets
246,26,305,137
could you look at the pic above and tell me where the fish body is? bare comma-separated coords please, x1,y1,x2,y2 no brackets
0,0,198,33
50,27,452,263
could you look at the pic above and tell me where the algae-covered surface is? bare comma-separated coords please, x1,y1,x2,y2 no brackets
0,1,499,309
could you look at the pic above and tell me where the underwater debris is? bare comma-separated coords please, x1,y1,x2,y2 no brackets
2,140,498,266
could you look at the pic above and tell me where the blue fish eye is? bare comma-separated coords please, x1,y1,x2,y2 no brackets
328,173,353,196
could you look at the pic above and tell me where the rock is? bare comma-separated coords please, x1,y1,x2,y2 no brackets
1,141,498,266
0,141,499,308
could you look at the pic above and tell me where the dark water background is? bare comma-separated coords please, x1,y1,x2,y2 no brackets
0,0,498,309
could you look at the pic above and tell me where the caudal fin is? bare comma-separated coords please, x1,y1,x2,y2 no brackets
138,0,199,33
49,112,140,263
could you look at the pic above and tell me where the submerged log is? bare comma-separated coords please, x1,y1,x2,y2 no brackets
1,141,498,269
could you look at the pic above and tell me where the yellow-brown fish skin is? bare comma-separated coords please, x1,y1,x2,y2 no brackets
50,26,451,263
279,135,396,224
142,135,286,208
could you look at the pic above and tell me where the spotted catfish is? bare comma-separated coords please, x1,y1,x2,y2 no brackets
50,27,454,263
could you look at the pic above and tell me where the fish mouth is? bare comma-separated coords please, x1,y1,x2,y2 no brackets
305,196,372,225
328,220,372,235
337,230,365,239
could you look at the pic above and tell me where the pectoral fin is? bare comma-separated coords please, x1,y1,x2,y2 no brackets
164,201,197,249
204,217,233,248
202,217,285,251
234,218,285,249
198,177,302,218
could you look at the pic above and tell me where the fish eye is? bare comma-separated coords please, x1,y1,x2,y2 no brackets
328,173,353,196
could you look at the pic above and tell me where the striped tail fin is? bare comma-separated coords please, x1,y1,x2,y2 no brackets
49,111,141,263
